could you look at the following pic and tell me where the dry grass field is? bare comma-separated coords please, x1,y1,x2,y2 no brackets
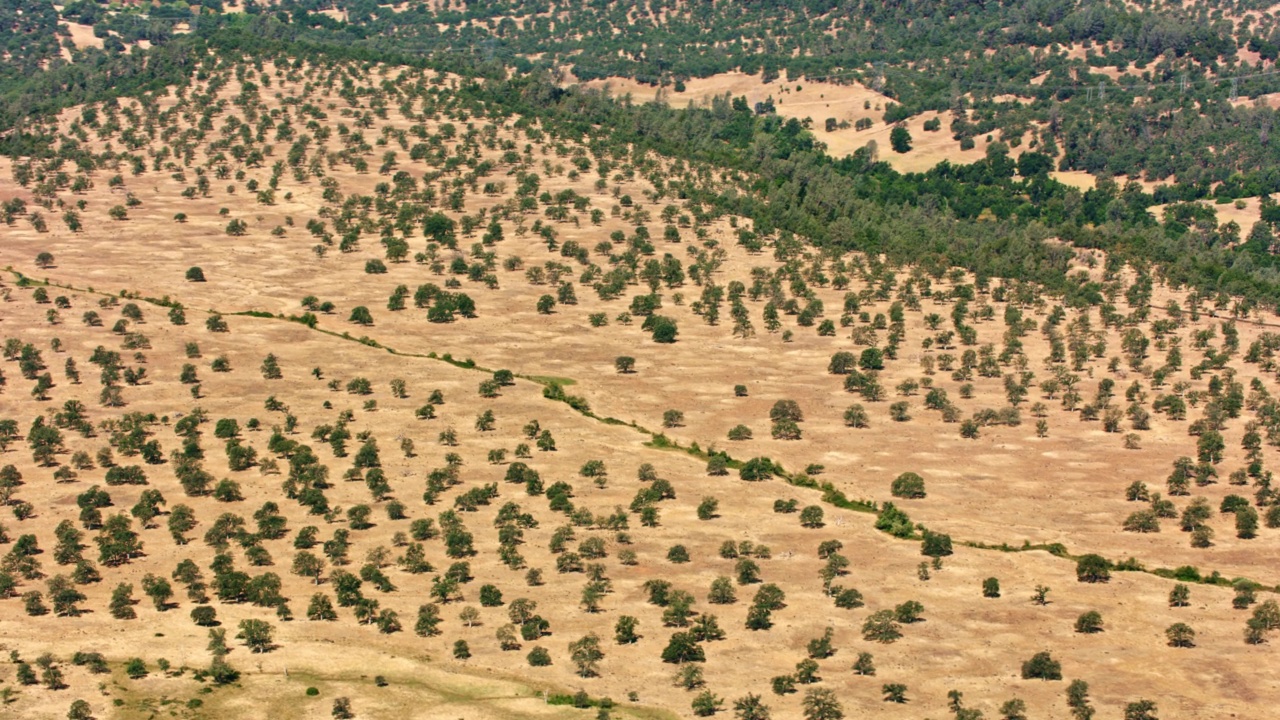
1,58,1279,720
570,72,1002,172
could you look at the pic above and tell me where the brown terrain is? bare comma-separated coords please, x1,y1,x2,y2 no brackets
0,58,1277,720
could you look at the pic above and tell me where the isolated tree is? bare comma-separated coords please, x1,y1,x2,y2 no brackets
141,574,173,610
651,316,679,343
1166,623,1196,647
1075,610,1104,634
527,646,551,666
732,693,771,720
191,606,218,626
807,627,836,659
237,619,274,653
96,514,141,566
453,640,471,659
983,577,1001,598
124,658,146,679
615,356,636,373
709,576,736,604
260,354,283,380
615,615,639,644
67,699,93,719
998,697,1028,720
414,604,442,636
1124,700,1159,720
349,306,374,326
890,125,912,153
801,688,842,720
569,633,604,677
186,267,205,282
695,496,720,520
862,610,901,643
799,505,825,528
891,472,926,498
692,690,724,717
662,631,706,663
48,575,86,616
843,405,869,428
1021,651,1062,680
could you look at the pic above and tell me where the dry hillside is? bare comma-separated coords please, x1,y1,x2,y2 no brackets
0,57,1278,720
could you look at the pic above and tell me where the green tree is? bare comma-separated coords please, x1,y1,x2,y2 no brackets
662,631,706,663
615,615,639,644
1075,610,1103,634
236,619,275,653
732,693,771,720
651,316,679,343
1021,651,1062,680
889,126,912,153
1075,554,1110,583
1124,700,1158,720
527,646,551,666
1166,622,1195,647
882,684,907,703
790,503,821,527
983,577,1001,598
568,633,603,677
348,306,374,326
890,472,926,498
861,610,901,643
693,690,724,717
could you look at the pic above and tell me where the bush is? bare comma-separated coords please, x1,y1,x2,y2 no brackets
982,577,1000,598
1074,610,1104,634
124,658,147,679
527,646,551,666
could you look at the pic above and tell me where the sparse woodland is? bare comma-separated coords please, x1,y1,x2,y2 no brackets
0,30,1278,720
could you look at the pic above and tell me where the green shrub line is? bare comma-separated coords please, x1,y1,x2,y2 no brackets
11,267,1276,593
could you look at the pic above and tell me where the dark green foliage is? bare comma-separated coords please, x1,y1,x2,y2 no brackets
1075,554,1111,583
890,472,926,499
1021,651,1062,680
